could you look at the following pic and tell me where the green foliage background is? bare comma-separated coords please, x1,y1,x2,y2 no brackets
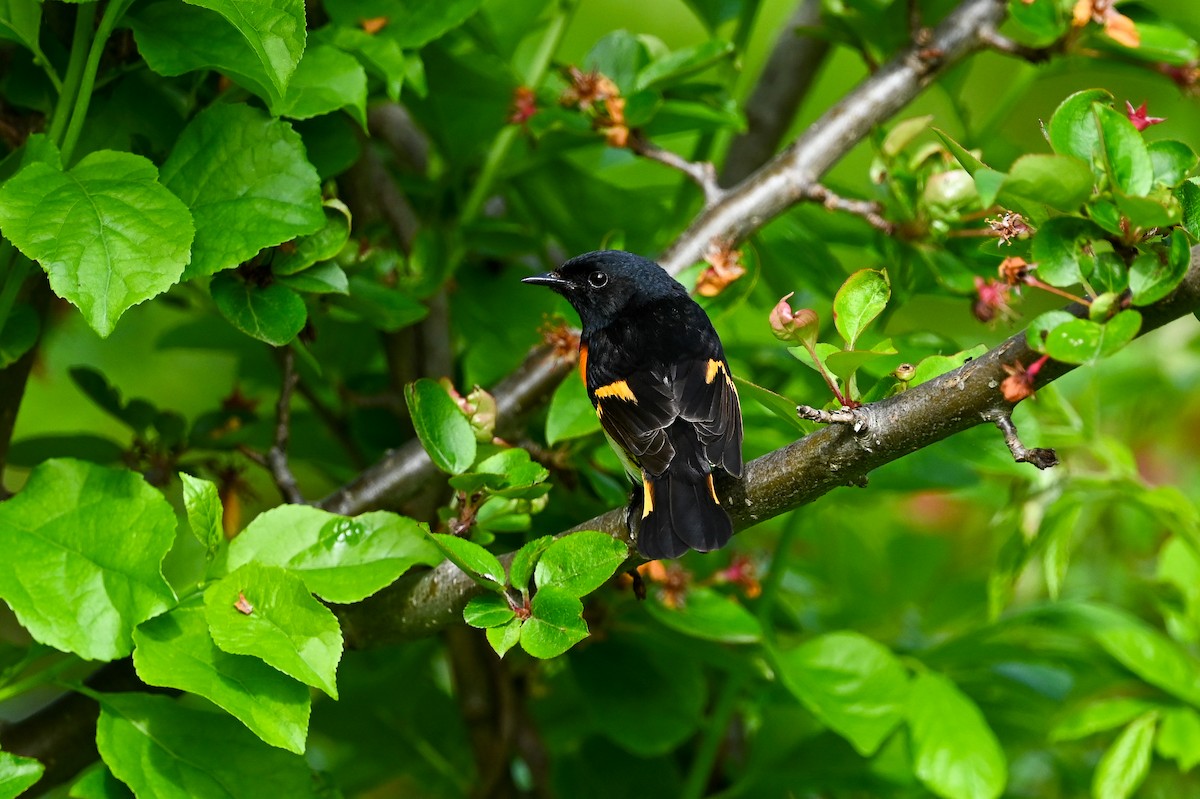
0,0,1199,797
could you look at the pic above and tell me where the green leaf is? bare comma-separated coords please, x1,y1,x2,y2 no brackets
1091,712,1157,799
545,374,600,445
67,763,131,799
644,587,761,644
270,201,351,276
276,261,349,295
1093,103,1154,197
0,750,43,799
427,532,505,590
907,670,1007,799
1050,603,1200,707
680,0,741,30
1051,698,1162,742
1030,216,1099,287
6,433,124,468
533,531,628,598
204,563,343,698
330,276,428,330
973,168,1007,209
1130,235,1190,306
1003,154,1094,211
486,617,523,658
379,0,484,48
933,127,988,176
823,341,898,381
210,273,307,346
185,0,305,99
1148,140,1198,188
0,0,42,56
226,505,439,603
776,631,908,756
449,448,550,499
882,115,933,159
908,345,988,387
406,378,476,475
1047,89,1113,162
129,2,281,105
510,536,554,591
0,303,39,369
1114,190,1181,229
463,593,516,628
1026,310,1076,354
132,599,311,753
96,692,319,799
520,585,588,658
1008,0,1066,45
180,473,224,559
274,44,367,127
0,459,176,661
833,269,890,348
0,151,193,337
731,375,812,435
634,39,733,90
1156,706,1200,772
1042,311,1141,365
1179,179,1200,238
161,104,324,280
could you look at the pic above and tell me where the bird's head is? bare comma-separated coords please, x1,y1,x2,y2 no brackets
521,250,686,333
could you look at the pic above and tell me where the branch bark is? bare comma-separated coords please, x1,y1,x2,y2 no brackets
335,250,1200,648
661,0,1008,275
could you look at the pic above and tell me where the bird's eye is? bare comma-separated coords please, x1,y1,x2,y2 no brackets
588,271,608,288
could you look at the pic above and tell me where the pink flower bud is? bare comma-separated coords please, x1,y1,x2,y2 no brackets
770,292,819,345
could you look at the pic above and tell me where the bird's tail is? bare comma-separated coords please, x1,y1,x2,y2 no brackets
632,468,733,560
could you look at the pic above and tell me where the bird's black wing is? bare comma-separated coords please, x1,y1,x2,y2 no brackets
675,357,743,478
589,367,679,477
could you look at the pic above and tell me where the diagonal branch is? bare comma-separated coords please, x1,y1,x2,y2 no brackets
661,0,1008,275
334,250,1200,648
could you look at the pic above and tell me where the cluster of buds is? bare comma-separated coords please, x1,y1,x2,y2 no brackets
442,379,498,443
1158,62,1200,94
1071,0,1140,48
696,239,746,297
561,66,629,147
972,276,1016,324
986,211,1031,247
712,554,762,599
635,560,692,608
508,86,538,127
538,316,581,360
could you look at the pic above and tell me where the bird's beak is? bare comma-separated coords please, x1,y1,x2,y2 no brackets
521,272,572,289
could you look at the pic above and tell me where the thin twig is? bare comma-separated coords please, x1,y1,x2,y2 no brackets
989,412,1059,469
803,184,895,233
261,347,306,504
628,133,724,206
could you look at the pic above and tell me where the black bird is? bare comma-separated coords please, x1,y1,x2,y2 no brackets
522,250,743,559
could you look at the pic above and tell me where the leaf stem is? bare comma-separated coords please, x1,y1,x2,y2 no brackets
0,655,83,704
680,518,802,799
60,0,135,164
47,2,98,148
0,244,30,339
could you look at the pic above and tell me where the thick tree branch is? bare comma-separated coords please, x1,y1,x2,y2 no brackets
661,0,1007,275
335,251,1200,648
319,344,575,515
721,0,830,185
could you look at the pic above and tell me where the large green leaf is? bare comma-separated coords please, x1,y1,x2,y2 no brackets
907,671,1006,799
132,599,311,753
130,2,279,104
1002,154,1094,211
96,693,319,799
644,587,761,644
161,104,324,280
545,374,600,445
776,631,909,756
1047,89,1113,163
1093,103,1154,197
274,44,367,126
0,459,176,661
225,505,440,603
0,150,193,337
427,532,505,590
1156,706,1200,772
185,0,305,98
204,563,343,698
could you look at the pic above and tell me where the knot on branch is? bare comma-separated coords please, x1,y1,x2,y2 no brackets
989,412,1059,470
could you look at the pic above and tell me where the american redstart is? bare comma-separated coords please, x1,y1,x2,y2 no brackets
523,250,743,559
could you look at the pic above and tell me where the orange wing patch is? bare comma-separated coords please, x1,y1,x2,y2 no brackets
595,380,637,402
579,343,589,387
706,473,720,505
642,475,655,518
